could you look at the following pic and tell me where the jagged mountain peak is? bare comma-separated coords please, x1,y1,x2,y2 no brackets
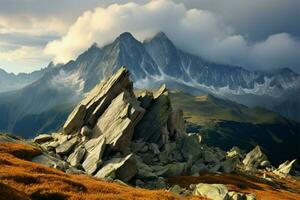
144,31,171,43
144,31,176,49
89,42,99,49
1,31,300,137
154,31,168,38
272,67,298,76
115,32,139,45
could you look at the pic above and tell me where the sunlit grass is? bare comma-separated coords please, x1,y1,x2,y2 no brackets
0,142,205,200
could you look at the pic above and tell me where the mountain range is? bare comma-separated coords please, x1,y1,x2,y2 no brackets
170,92,300,165
0,32,300,136
0,66,48,93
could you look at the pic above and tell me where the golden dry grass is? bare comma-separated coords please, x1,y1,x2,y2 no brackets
167,172,300,200
0,142,205,200
2,142,299,200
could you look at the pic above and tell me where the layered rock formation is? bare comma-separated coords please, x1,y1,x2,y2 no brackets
33,67,237,188
33,67,298,192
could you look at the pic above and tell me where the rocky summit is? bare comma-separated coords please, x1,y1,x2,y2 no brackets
31,67,299,198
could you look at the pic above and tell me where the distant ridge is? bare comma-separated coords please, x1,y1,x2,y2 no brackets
0,31,300,136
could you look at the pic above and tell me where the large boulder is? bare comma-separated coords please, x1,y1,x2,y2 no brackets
274,159,297,176
167,109,186,139
134,85,171,144
82,136,106,175
93,91,144,153
55,137,78,155
32,152,69,171
95,154,137,182
178,134,202,161
193,183,229,200
227,146,244,160
67,145,86,167
63,67,132,134
135,156,157,179
242,146,268,169
33,134,53,144
163,162,189,177
228,191,256,200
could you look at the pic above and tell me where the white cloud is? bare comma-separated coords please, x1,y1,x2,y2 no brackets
44,0,235,63
0,16,68,36
40,0,299,73
0,15,68,73
0,46,51,73
250,33,300,71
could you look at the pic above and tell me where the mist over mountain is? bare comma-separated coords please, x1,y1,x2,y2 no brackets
0,66,48,93
0,32,300,136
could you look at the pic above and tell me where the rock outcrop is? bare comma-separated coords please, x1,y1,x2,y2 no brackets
32,67,298,191
34,67,237,187
192,183,256,200
274,159,297,177
242,146,269,170
193,183,229,200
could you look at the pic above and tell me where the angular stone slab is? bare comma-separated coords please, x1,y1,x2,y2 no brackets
94,154,137,182
134,85,171,144
82,136,106,175
56,137,78,155
63,67,131,134
93,91,143,153
67,145,86,167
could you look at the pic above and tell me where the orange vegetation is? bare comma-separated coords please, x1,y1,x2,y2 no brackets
0,142,205,200
168,172,300,200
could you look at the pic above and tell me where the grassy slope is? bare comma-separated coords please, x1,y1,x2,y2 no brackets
170,92,300,165
168,173,300,200
169,92,286,125
1,142,299,200
0,142,204,200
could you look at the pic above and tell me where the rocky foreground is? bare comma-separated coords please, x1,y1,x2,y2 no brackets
1,67,299,200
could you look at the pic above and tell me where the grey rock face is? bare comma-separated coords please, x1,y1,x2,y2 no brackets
227,146,244,160
56,137,78,155
137,91,154,109
135,157,157,179
193,183,229,200
228,191,256,200
134,85,171,144
63,67,132,134
179,134,202,161
169,185,192,196
82,136,106,175
80,126,92,137
193,184,256,200
31,68,254,187
32,152,69,171
167,109,186,138
93,90,144,153
274,159,297,176
67,145,86,167
94,154,137,182
163,162,189,177
242,146,268,169
33,134,53,144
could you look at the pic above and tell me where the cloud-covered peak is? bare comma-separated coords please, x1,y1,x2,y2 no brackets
42,0,300,73
1,0,300,73
118,32,135,40
152,32,169,40
115,32,139,45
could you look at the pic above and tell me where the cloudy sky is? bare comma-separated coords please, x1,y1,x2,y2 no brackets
0,0,300,74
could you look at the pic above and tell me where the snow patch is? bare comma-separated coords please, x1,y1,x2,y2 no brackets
50,69,85,94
